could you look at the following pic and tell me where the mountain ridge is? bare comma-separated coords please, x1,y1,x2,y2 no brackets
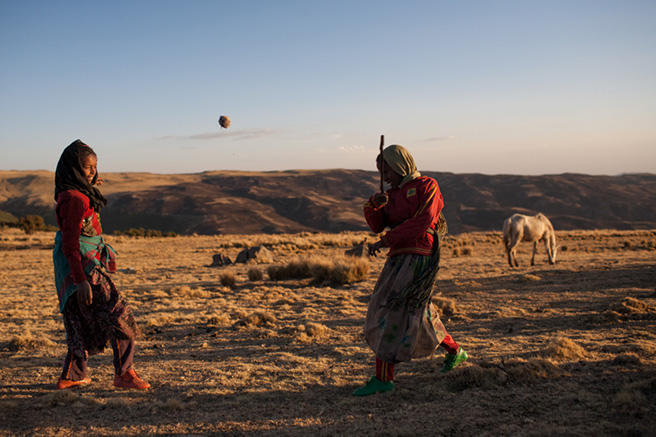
1,170,655,235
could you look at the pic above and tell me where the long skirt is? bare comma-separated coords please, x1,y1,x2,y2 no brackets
364,253,447,364
62,268,138,360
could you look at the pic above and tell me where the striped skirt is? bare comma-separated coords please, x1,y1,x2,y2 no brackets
62,268,138,360
364,253,447,364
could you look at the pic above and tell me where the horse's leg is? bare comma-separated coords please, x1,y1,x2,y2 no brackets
508,236,521,267
544,238,554,264
505,237,514,267
531,241,538,266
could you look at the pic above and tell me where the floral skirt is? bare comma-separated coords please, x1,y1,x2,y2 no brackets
62,269,138,360
364,253,447,364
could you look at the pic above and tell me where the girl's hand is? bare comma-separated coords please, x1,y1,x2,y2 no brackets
95,177,104,187
368,240,385,257
76,281,93,306
374,192,388,207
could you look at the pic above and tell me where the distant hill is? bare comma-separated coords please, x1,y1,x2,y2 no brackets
1,170,655,235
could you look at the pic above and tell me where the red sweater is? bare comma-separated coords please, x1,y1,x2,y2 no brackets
56,190,103,284
364,176,444,256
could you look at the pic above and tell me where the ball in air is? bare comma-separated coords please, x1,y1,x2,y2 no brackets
218,115,231,129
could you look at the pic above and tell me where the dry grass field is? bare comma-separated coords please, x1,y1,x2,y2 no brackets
1,228,655,436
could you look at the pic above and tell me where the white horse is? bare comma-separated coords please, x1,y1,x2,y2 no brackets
503,213,558,267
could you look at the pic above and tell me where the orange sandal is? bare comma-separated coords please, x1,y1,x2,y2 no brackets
114,369,150,390
56,377,91,390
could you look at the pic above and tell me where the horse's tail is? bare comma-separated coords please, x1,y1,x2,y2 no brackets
502,218,511,249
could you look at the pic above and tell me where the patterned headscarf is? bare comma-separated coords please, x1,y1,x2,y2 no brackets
382,144,421,187
54,139,107,212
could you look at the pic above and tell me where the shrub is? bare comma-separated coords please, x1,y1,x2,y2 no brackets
18,215,45,234
113,228,177,238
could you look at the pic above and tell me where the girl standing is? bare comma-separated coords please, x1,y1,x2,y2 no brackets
53,140,149,390
354,145,467,396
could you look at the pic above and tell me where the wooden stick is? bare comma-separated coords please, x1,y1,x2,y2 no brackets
379,134,384,192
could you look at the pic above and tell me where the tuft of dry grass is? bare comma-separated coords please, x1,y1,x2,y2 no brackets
308,256,370,285
105,397,130,408
235,311,277,328
40,391,102,409
613,378,656,415
610,297,650,314
206,314,231,326
75,396,104,408
541,337,587,361
267,257,313,280
267,255,369,285
146,314,175,327
302,322,328,337
452,246,474,257
611,353,642,366
432,296,457,317
614,388,647,415
442,364,507,391
155,397,186,410
168,285,208,298
443,358,563,392
2,332,57,352
247,268,263,281
292,322,331,343
39,390,80,407
522,274,541,282
219,271,237,288
504,358,563,380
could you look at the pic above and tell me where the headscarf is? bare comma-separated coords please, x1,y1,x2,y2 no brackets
54,139,107,212
382,144,421,187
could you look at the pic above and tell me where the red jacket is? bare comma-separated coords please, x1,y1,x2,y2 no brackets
56,190,103,284
364,176,444,257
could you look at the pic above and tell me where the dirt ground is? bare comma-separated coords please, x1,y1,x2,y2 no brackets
1,228,655,436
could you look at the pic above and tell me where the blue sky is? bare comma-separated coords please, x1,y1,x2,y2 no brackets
1,1,654,175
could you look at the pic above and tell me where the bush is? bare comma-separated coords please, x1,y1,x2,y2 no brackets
113,228,177,238
18,215,45,234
